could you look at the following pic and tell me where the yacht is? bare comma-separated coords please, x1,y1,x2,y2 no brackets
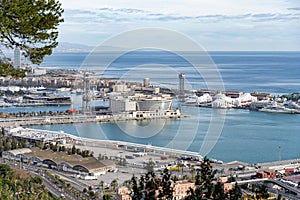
259,102,297,114
0,99,12,107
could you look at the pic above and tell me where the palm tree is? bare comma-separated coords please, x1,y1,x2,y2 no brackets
190,167,196,180
255,185,269,200
99,180,105,191
111,179,118,191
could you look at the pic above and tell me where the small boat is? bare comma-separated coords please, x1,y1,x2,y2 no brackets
57,87,71,92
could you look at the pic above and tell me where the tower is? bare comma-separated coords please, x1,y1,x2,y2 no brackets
143,78,150,88
82,72,92,114
14,47,21,68
178,73,185,101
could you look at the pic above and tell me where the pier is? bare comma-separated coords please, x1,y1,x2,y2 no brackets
0,113,185,128
9,127,203,159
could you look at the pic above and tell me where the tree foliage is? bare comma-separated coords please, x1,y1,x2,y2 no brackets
254,184,269,200
185,156,243,200
130,169,174,200
0,164,58,199
158,168,174,200
0,60,27,78
0,0,64,64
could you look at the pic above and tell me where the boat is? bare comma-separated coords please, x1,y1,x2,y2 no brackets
75,89,84,95
259,102,297,114
183,94,198,105
56,88,71,92
0,99,12,107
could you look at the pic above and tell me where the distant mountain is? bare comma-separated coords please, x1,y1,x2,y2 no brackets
54,42,95,52
54,42,129,52
2,42,129,54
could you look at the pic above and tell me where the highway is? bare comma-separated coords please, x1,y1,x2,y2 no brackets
237,178,300,198
265,179,300,196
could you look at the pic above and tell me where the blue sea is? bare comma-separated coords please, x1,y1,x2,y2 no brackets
12,51,300,163
40,51,300,94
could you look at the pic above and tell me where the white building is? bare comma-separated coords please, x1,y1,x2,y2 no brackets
14,47,21,68
184,93,212,105
113,84,129,93
32,68,47,76
234,93,257,107
143,78,150,88
2,148,32,161
212,93,234,109
110,97,137,113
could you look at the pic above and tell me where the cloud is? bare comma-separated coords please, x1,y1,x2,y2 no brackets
63,8,300,24
58,1,300,50
288,7,300,11
97,8,147,14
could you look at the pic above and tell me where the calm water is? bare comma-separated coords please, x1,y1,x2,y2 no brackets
29,107,300,164
40,51,300,93
16,51,300,163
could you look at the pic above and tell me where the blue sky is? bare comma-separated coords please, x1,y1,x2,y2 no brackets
59,0,300,51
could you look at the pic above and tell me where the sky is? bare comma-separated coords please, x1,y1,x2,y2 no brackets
58,0,300,51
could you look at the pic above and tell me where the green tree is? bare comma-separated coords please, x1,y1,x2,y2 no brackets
71,145,76,154
103,194,112,200
213,182,226,200
0,164,57,199
99,180,105,191
185,186,204,200
199,157,215,198
145,160,155,172
158,168,173,200
229,183,242,200
0,0,64,64
0,60,27,78
0,164,13,178
255,184,269,200
110,179,118,191
131,175,143,200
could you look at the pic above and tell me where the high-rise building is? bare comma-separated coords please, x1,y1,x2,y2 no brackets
179,73,185,96
14,47,21,68
143,78,150,88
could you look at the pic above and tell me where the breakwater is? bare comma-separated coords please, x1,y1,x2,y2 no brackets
0,113,184,128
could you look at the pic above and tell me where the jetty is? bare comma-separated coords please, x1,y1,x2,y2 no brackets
0,113,185,128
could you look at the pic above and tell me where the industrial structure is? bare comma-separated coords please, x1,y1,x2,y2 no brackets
82,71,92,113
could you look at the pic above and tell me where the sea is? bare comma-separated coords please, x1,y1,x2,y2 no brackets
2,51,300,164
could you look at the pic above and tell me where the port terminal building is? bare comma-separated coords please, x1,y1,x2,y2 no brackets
109,93,180,118
2,148,116,176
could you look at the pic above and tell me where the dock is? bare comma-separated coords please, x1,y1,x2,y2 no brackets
0,113,184,128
